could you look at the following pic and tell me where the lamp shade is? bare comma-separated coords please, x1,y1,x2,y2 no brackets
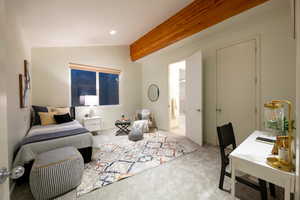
79,96,85,105
85,95,98,106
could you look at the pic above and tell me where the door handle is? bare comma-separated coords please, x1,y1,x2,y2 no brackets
216,108,222,112
0,166,25,184
196,109,202,112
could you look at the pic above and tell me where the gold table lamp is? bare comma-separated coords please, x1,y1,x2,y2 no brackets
264,100,294,172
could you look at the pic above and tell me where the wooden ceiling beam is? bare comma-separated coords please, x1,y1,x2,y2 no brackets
130,0,270,61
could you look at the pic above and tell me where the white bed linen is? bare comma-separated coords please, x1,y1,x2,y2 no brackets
27,120,84,137
13,120,93,167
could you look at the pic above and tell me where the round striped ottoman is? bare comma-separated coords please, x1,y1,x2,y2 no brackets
29,147,84,200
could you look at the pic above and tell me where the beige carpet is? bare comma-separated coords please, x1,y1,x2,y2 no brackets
12,130,284,200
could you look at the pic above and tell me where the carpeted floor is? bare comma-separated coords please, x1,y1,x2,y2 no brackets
77,131,199,196
11,129,284,200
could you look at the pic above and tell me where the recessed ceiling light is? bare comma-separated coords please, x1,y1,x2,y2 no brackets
109,30,117,35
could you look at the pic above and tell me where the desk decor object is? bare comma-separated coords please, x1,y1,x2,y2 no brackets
264,100,294,172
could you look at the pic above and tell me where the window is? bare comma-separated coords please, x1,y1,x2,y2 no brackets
71,69,96,106
99,73,119,105
70,63,120,106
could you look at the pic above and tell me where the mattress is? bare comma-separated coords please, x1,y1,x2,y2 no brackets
13,120,93,167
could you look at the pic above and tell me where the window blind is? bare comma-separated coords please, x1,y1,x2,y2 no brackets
69,63,121,75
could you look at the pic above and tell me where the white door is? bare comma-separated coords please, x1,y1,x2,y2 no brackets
217,39,257,145
186,51,203,146
0,0,9,198
0,66,9,200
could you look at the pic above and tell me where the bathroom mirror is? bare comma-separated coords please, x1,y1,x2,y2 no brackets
148,84,159,102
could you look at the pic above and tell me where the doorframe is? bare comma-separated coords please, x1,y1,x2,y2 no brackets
0,0,9,198
215,36,262,139
167,60,186,132
295,0,300,198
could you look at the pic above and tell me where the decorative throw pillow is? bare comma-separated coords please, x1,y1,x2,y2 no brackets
38,112,57,126
137,113,142,120
54,113,73,124
141,113,150,120
51,107,70,115
141,110,151,120
32,106,48,125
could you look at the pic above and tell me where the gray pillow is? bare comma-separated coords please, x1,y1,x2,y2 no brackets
137,113,142,120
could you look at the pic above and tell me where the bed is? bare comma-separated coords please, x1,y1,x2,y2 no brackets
13,107,93,182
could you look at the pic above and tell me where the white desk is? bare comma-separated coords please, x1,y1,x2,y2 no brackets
229,131,295,200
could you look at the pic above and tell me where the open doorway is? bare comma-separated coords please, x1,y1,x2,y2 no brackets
169,60,186,136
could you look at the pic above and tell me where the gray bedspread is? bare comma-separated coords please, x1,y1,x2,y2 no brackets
20,127,89,146
13,120,93,167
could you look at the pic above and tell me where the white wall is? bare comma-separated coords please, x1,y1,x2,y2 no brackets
295,0,300,198
31,46,142,129
4,0,31,169
140,0,296,145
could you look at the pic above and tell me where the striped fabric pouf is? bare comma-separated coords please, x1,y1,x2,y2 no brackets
29,146,84,200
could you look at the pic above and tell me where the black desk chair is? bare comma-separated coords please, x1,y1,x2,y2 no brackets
217,122,275,200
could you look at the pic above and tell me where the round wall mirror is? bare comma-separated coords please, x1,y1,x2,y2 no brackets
148,84,160,102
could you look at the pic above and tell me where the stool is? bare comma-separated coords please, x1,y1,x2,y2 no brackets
29,146,84,200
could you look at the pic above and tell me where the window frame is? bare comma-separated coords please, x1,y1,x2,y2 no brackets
69,63,121,107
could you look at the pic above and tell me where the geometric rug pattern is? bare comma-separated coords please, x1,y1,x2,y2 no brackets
76,131,199,197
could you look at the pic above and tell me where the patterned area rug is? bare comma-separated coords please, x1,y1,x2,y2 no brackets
76,131,199,197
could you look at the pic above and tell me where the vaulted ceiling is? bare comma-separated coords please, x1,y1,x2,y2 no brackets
14,0,193,47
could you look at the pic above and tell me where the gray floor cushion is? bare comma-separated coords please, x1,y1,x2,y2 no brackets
128,129,144,141
29,146,84,200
